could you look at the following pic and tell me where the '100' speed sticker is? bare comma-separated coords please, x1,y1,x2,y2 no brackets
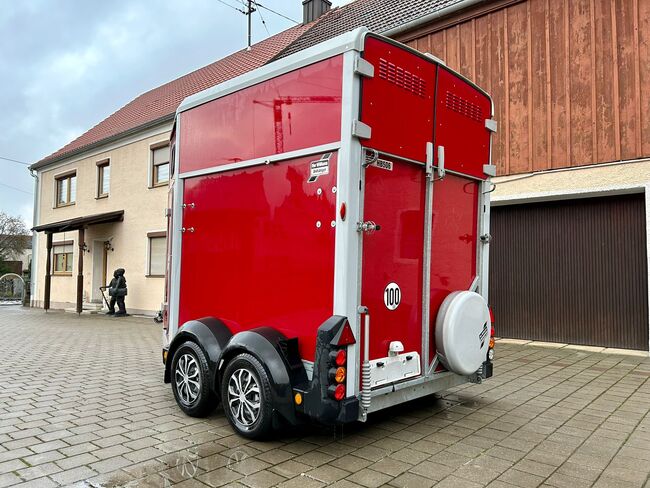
384,282,401,310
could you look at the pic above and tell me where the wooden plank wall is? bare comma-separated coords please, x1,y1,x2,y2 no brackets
397,0,650,176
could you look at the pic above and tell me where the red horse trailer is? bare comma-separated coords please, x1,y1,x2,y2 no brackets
162,28,497,439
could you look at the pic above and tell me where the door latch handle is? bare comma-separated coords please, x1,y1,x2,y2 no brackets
357,221,381,233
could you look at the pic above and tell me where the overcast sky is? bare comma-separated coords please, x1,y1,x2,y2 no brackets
0,0,351,227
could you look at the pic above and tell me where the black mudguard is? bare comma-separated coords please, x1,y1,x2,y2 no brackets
164,317,232,396
219,327,307,427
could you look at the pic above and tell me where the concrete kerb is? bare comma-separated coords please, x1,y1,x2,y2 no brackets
495,337,649,357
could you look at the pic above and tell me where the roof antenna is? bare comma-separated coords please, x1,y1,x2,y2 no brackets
215,0,255,50
246,0,255,50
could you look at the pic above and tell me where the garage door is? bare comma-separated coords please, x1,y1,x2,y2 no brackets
489,193,648,351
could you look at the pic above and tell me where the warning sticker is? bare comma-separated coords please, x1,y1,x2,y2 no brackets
372,158,393,171
308,153,331,183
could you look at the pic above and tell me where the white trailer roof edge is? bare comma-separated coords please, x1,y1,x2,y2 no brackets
176,27,370,115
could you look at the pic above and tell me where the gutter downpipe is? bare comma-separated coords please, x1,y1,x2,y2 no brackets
381,0,488,38
29,167,40,307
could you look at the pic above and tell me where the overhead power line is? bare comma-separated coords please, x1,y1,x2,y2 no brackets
0,181,32,195
215,0,246,14
254,2,300,24
0,156,30,166
253,1,271,36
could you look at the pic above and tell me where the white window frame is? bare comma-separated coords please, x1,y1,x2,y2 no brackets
146,231,167,277
149,141,170,188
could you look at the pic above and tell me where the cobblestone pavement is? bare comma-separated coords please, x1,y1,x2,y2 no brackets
1,306,649,488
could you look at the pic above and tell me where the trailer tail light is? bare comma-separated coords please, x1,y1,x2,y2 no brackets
488,307,495,359
330,349,347,366
328,383,346,401
330,366,346,384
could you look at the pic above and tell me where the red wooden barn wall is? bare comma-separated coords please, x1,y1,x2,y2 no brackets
396,0,650,176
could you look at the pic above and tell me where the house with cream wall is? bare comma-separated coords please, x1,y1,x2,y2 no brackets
29,23,313,315
32,127,171,314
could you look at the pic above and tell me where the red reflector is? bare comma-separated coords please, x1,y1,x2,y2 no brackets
332,321,356,346
334,349,346,366
489,307,495,323
491,326,496,337
340,202,346,221
328,383,345,401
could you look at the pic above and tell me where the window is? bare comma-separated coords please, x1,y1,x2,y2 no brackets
97,160,110,197
56,172,76,207
148,233,166,276
53,242,73,273
152,145,170,186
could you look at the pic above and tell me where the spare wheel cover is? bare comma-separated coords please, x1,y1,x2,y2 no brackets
435,291,490,376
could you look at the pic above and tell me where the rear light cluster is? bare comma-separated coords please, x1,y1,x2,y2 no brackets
327,347,347,401
488,307,496,361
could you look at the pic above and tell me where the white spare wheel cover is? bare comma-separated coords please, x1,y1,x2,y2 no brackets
435,291,490,376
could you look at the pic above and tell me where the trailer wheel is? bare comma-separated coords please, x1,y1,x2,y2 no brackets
221,353,273,439
171,341,215,417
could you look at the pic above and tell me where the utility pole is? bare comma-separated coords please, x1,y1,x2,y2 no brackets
246,0,256,50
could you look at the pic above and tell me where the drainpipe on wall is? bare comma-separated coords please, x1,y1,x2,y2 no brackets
29,167,39,307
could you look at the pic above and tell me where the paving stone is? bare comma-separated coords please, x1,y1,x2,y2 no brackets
2,307,650,488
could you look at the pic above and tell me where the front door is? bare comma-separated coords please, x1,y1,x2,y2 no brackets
360,155,426,374
91,240,109,302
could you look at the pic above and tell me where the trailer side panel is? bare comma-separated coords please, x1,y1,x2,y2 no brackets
179,56,344,175
178,153,339,361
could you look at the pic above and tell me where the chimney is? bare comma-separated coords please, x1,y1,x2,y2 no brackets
303,0,331,24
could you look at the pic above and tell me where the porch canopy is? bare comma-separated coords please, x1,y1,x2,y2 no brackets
32,210,124,313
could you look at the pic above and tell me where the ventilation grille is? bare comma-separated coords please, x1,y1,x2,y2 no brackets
378,58,426,98
445,91,482,122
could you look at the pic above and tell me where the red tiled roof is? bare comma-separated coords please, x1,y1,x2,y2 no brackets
274,0,464,59
34,23,311,167
36,0,465,168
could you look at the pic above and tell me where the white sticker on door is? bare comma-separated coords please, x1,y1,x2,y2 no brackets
384,282,401,310
308,153,331,183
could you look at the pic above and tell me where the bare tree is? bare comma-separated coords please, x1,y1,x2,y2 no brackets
0,211,29,262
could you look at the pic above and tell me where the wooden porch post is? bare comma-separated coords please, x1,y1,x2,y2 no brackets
44,232,52,311
76,228,84,314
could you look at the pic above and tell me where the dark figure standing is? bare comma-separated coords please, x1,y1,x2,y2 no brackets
106,268,128,316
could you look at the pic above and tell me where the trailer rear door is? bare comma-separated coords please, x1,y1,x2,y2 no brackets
360,156,426,365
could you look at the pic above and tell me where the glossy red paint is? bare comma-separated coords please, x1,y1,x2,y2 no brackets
178,153,338,362
429,174,479,357
360,158,426,360
179,56,343,174
434,67,492,180
360,36,436,163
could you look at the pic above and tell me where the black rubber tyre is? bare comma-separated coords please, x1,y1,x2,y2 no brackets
171,341,216,417
221,353,273,439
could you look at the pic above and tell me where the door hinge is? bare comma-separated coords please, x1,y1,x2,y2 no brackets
485,119,498,133
352,120,372,139
353,56,375,78
181,227,195,233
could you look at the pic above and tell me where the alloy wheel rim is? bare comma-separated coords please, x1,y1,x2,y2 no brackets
227,368,261,427
174,353,200,405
